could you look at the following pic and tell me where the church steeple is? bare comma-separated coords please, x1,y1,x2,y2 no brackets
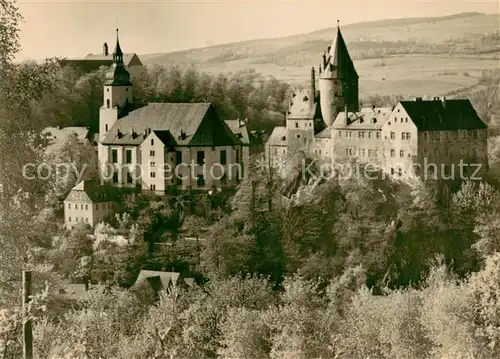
105,28,131,86
113,28,124,64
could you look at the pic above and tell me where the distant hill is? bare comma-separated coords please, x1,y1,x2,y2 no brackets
140,12,500,97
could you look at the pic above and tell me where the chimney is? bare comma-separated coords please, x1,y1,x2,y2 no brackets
131,129,137,139
319,62,322,74
414,97,422,101
103,42,109,56
441,96,446,108
311,67,316,104
344,104,349,125
322,52,327,68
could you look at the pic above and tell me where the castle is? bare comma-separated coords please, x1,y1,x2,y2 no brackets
266,23,489,179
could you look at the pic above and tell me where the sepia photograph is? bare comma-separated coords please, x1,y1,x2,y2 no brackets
1,0,500,358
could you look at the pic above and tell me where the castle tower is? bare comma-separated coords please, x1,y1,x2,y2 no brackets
98,29,133,168
286,88,315,153
319,21,359,127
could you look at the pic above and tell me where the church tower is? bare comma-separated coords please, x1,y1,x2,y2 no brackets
318,22,359,127
98,29,133,168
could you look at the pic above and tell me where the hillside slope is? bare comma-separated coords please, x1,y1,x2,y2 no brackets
141,12,500,96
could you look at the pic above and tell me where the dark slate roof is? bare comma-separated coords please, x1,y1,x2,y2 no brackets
325,27,358,79
400,99,487,131
103,103,241,147
64,180,138,203
316,127,331,138
105,63,132,86
225,120,250,145
60,53,139,66
152,130,177,146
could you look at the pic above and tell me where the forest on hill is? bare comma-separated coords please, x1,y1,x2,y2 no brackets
2,2,500,358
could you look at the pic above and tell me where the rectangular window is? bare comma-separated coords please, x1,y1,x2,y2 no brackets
390,132,395,140
69,217,71,222
473,131,478,139
295,122,299,128
151,138,154,146
81,204,83,210
220,150,227,165
68,203,71,209
236,149,240,163
400,150,404,158
85,204,88,210
197,175,205,187
112,172,118,183
105,124,108,131
150,184,156,191
175,151,182,164
346,148,349,156
358,132,364,139
126,173,133,183
401,133,405,140
391,149,395,158
150,161,155,167
376,132,381,139
106,99,110,108
338,131,341,137
368,132,372,139
150,172,156,178
150,150,155,157
368,149,373,157
111,149,118,163
197,151,205,165
125,149,132,164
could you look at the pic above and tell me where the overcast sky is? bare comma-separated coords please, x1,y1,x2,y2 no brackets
16,0,499,61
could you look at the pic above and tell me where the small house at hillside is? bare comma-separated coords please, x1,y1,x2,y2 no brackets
64,179,139,229
41,126,91,146
132,270,196,292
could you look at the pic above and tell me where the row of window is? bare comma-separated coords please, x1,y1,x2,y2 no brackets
148,174,230,192
339,131,413,140
339,131,382,139
422,147,480,157
68,203,111,210
345,148,412,158
423,130,478,140
68,216,88,223
111,149,231,165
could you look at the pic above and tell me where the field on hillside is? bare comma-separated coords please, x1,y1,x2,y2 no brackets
141,12,500,97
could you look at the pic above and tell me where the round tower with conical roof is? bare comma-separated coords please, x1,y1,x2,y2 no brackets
319,21,359,127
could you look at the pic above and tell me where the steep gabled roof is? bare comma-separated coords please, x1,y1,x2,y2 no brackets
399,99,487,131
332,107,392,129
225,120,250,145
64,180,137,203
266,126,288,147
103,103,240,147
133,270,182,290
325,26,358,79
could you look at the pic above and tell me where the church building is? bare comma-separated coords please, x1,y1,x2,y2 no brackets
96,30,249,194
